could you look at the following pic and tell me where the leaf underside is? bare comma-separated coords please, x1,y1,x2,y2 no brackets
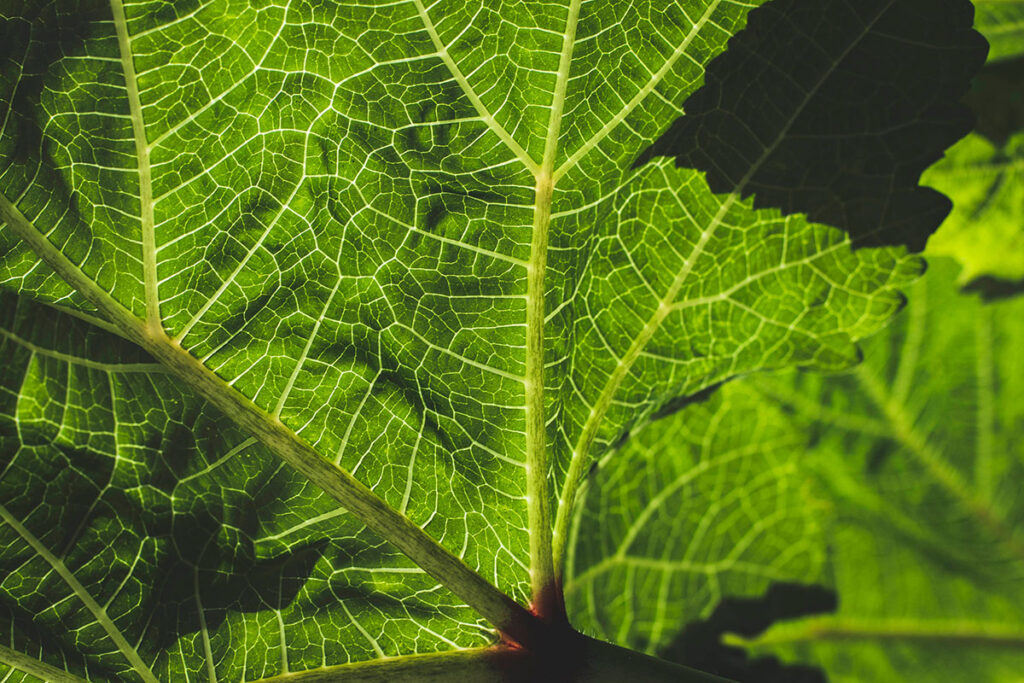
0,0,984,680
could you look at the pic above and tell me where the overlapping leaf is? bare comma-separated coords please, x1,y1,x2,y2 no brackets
735,257,1024,682
564,383,824,656
926,0,1024,290
565,261,1024,682
923,132,1024,286
0,0,985,680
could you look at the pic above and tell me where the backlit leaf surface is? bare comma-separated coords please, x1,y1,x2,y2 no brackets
0,0,983,680
564,383,824,656
975,0,1024,62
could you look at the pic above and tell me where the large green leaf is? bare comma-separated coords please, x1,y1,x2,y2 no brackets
0,0,983,680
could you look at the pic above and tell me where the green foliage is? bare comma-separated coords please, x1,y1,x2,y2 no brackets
975,1,1024,62
922,1,1024,289
923,132,1024,284
564,383,824,656
559,7,1024,680
0,295,491,680
737,257,1024,681
0,0,994,681
569,253,1024,682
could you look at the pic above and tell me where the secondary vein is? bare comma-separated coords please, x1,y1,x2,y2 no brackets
0,643,90,683
729,617,1024,648
110,0,160,329
194,567,219,683
552,0,725,183
411,0,539,174
856,365,1024,564
0,327,166,373
0,503,161,683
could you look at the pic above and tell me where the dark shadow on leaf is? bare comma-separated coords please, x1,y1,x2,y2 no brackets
636,0,987,251
0,0,111,212
595,381,729,475
962,275,1024,302
1,1,101,161
146,512,332,650
964,54,1024,146
651,380,727,422
659,582,836,682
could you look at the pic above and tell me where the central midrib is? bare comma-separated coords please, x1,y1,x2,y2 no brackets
523,0,583,620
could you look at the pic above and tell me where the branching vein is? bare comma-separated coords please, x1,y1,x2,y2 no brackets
410,0,539,174
0,503,160,683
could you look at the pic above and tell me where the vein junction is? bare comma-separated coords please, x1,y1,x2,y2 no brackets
0,0,830,669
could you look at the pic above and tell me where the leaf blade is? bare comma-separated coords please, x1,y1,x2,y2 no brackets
0,295,496,681
0,0,986,677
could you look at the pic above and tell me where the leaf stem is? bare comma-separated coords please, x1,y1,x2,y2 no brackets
249,635,730,683
0,191,543,650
